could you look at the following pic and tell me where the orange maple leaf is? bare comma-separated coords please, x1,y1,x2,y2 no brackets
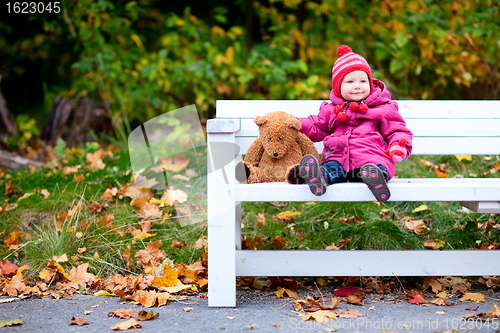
135,240,167,270
67,263,95,289
4,275,26,296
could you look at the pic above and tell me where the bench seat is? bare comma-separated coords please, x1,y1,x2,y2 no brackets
207,100,500,307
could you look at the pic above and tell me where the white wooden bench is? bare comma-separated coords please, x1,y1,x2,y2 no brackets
206,100,500,307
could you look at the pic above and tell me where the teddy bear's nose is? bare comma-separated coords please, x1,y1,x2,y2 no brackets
273,153,278,157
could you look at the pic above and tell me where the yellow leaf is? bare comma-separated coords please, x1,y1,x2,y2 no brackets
183,307,193,312
412,204,428,213
277,211,302,217
39,269,50,281
76,232,83,239
301,310,336,323
66,226,75,233
93,252,99,259
132,231,156,242
17,193,34,202
93,291,117,297
455,155,472,162
460,292,485,303
152,265,178,288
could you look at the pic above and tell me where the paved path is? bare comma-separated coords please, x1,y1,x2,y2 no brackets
1,290,499,332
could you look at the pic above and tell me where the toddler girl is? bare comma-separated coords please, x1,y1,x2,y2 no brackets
298,45,413,202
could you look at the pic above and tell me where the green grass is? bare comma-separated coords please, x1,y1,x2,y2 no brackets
1,147,498,280
240,154,500,251
0,143,208,278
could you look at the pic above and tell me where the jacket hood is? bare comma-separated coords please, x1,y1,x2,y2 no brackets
329,79,392,107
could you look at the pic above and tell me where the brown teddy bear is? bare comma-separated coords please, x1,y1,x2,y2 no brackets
235,111,319,184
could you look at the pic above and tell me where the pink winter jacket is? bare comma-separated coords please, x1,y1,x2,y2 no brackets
299,79,413,179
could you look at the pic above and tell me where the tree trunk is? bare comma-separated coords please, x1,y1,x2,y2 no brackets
65,95,109,146
42,95,111,147
0,75,18,136
42,96,75,146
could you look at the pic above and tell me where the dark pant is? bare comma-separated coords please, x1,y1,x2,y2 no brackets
321,160,389,185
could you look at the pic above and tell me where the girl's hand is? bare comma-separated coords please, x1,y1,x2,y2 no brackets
386,138,408,162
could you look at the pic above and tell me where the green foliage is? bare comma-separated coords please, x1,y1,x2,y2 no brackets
1,0,499,144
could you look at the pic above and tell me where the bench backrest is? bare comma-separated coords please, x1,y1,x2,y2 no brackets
215,100,500,155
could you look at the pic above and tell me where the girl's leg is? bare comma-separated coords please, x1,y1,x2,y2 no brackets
299,155,329,196
359,163,390,202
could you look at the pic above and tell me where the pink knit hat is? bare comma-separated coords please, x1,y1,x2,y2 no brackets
332,45,373,98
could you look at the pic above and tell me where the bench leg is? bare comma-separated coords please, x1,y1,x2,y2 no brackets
207,135,237,307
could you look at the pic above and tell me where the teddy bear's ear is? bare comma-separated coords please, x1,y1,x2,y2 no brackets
254,116,267,126
286,116,301,130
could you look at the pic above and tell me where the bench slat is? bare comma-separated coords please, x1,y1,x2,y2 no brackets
233,137,500,155
235,178,500,202
236,118,500,137
235,250,500,277
217,100,500,119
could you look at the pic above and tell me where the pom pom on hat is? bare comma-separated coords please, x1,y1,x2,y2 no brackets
337,45,352,57
332,45,373,99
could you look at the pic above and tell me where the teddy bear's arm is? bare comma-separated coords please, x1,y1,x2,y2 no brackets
297,132,319,159
244,137,264,167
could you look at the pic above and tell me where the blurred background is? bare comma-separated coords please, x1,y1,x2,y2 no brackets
0,0,499,150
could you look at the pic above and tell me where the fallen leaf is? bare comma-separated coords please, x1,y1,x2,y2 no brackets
302,310,336,323
272,322,280,327
152,265,179,288
346,294,366,305
40,189,50,199
137,310,159,321
183,307,194,312
333,287,365,297
455,155,472,162
86,150,106,171
0,319,24,328
404,219,430,235
412,204,428,213
406,289,425,304
108,309,135,319
423,277,444,293
135,240,167,270
139,202,163,218
137,290,158,308
274,286,297,298
69,317,88,326
257,213,266,228
0,259,19,277
423,239,445,249
4,275,26,296
463,304,500,322
335,309,366,319
67,263,95,289
171,238,187,248
431,298,447,306
17,192,34,202
435,163,448,178
162,155,190,172
460,292,485,303
110,318,142,331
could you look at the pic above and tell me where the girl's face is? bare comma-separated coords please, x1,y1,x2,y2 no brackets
340,70,370,102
